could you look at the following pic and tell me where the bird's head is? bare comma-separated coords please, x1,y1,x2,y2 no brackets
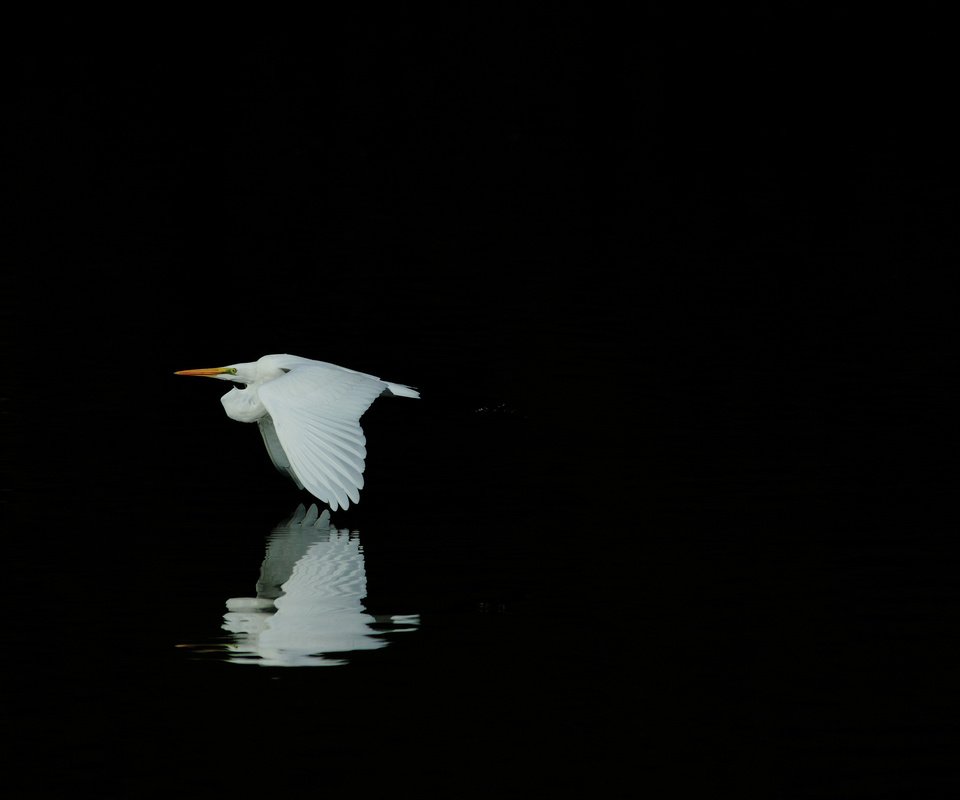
174,362,258,384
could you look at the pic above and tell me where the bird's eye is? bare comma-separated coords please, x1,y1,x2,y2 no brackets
228,368,238,375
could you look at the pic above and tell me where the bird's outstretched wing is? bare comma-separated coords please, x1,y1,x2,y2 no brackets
258,365,387,511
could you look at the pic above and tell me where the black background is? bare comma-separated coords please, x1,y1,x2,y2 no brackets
5,9,958,798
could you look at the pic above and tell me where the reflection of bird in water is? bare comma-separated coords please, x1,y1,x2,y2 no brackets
222,504,418,667
175,354,419,511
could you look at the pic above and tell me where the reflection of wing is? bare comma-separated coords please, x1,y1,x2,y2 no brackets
219,504,419,666
255,529,382,664
256,503,329,600
221,504,393,666
258,365,384,511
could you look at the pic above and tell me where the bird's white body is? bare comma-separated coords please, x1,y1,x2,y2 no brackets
176,354,419,511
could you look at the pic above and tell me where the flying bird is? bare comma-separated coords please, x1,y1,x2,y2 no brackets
175,354,419,510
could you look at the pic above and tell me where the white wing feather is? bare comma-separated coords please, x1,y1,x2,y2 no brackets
258,365,389,511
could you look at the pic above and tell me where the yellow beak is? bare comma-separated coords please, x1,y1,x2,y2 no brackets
174,367,233,377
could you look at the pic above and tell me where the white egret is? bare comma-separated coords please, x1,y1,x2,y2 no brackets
175,353,419,510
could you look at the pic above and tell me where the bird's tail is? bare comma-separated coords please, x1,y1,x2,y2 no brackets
384,382,420,399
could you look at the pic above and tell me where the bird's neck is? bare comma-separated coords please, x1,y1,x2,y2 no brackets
221,385,266,423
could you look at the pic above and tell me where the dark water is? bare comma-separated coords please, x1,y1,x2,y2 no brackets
4,385,957,797
4,476,631,793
